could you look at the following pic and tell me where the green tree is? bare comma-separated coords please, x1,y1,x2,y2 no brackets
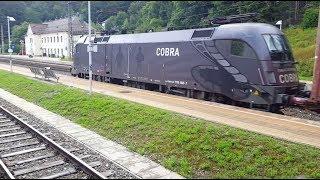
12,22,29,53
92,22,104,32
122,18,130,33
136,1,173,32
104,16,117,32
301,7,319,29
127,1,146,32
169,1,211,30
24,7,42,23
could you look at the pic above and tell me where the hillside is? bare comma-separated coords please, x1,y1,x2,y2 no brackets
284,28,317,79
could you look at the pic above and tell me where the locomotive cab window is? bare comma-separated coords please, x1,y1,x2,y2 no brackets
230,40,257,59
215,40,257,59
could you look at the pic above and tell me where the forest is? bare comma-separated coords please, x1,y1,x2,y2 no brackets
0,1,319,58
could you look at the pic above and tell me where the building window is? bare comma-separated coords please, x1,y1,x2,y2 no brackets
61,49,63,56
50,37,52,43
57,36,59,42
61,36,63,42
54,37,55,43
47,37,49,43
58,49,59,56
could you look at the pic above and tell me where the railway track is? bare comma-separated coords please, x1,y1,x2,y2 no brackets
0,106,107,179
0,56,71,72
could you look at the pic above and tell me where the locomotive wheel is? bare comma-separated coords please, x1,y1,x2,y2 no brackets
100,76,104,82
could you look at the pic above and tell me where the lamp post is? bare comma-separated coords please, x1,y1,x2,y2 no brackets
276,20,282,30
7,16,15,72
88,1,93,94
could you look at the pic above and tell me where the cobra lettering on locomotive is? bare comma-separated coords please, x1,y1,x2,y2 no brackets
279,73,298,83
156,48,180,57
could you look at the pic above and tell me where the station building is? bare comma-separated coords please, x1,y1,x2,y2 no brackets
24,16,94,58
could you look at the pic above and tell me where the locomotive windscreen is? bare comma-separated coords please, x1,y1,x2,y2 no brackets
263,34,294,62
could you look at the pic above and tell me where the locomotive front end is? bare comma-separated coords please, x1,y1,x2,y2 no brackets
262,34,299,86
260,33,302,107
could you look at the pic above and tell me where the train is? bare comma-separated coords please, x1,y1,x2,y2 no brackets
71,22,308,112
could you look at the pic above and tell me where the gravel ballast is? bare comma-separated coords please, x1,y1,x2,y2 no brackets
0,97,137,179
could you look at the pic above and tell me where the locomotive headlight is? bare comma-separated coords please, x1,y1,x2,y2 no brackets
267,72,277,84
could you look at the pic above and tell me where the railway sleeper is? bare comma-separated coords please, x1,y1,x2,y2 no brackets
0,119,12,124
0,127,21,133
0,123,16,128
1,145,46,158
13,159,65,176
0,141,40,154
0,131,27,138
0,136,34,144
8,153,56,166
39,167,77,179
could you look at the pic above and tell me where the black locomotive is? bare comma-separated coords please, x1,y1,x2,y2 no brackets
72,22,301,112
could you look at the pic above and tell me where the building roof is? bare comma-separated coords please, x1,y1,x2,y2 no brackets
30,16,90,35
29,24,47,35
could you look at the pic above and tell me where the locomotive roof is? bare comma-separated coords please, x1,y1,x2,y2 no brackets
78,23,283,44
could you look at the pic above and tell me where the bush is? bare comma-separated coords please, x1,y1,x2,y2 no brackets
284,27,316,78
296,58,314,78
301,8,319,29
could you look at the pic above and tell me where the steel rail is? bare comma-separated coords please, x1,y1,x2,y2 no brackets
0,57,72,66
0,159,15,179
0,106,106,179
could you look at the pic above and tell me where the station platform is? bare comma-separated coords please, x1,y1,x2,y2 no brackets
0,63,320,149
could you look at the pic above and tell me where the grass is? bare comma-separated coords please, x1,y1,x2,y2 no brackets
299,76,313,82
0,69,320,178
60,57,73,62
284,27,317,78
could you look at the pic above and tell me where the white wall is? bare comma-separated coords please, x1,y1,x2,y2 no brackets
40,32,69,58
25,25,82,58
25,26,42,56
